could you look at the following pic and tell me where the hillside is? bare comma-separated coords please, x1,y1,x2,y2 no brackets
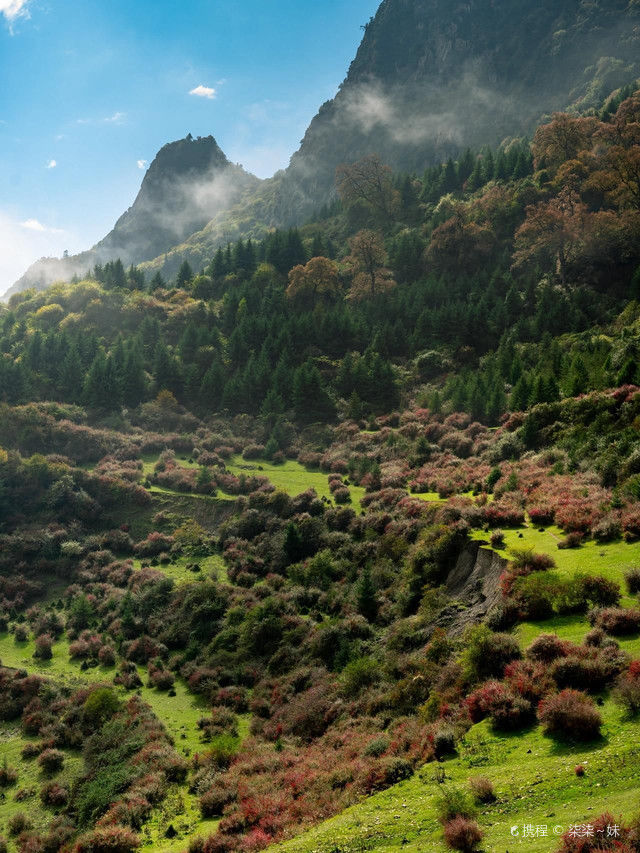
4,86,640,852
10,0,640,292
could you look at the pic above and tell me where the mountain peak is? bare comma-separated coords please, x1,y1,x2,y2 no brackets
5,134,260,297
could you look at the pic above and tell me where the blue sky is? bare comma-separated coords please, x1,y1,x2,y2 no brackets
0,0,380,291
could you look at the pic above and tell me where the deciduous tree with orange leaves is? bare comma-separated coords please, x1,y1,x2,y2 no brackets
345,230,396,300
286,256,341,308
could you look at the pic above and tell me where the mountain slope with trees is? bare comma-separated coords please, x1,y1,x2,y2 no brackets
9,0,640,293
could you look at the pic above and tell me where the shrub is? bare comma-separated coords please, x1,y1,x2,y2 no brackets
489,530,505,549
538,689,602,741
363,737,389,758
40,780,69,807
0,758,18,787
340,657,378,697
13,624,28,642
613,661,640,715
242,444,265,460
38,747,65,774
98,644,116,666
557,531,584,549
460,625,521,683
526,633,569,663
510,548,556,572
0,836,7,853
584,627,606,647
579,575,621,607
34,632,53,660
556,812,628,851
504,659,554,704
592,515,622,543
8,813,32,836
74,825,140,853
592,607,640,635
333,486,352,504
443,816,484,852
433,727,457,758
201,783,235,817
435,786,476,824
468,776,495,803
625,568,640,595
466,681,533,730
382,757,413,785
84,687,120,726
550,653,622,692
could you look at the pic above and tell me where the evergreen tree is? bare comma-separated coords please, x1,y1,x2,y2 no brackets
176,260,194,289
284,522,304,563
357,566,378,622
293,361,335,423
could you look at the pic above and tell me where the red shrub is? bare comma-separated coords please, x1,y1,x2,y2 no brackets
465,681,533,730
74,825,140,853
526,633,571,663
592,608,640,636
38,748,65,774
40,780,69,807
538,689,602,741
504,660,554,703
443,816,484,852
133,532,175,557
556,812,629,851
34,633,53,660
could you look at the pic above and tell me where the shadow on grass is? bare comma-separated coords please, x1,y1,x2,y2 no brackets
546,730,609,756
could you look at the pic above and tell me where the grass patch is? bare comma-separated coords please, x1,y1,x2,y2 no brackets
228,455,367,512
0,722,82,851
133,553,227,585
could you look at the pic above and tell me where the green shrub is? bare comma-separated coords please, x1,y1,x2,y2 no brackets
460,625,521,683
340,656,378,697
435,786,476,824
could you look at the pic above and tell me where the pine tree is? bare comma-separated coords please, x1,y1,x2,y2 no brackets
176,260,194,289
121,347,146,408
292,361,335,423
60,344,84,402
357,566,378,622
284,522,304,563
510,374,530,412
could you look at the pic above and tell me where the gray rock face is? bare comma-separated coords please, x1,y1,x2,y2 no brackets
436,540,508,635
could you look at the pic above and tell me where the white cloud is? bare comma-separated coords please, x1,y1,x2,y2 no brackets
77,111,126,126
20,218,63,234
137,159,148,170
0,0,31,29
46,159,57,169
189,84,216,100
0,212,69,297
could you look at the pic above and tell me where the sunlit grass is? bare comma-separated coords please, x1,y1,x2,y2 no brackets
271,698,640,853
227,455,367,512
0,721,83,850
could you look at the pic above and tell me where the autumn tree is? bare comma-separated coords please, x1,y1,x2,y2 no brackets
336,155,399,225
512,188,588,284
345,230,396,300
426,210,494,275
589,99,640,211
532,113,597,171
286,256,340,308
